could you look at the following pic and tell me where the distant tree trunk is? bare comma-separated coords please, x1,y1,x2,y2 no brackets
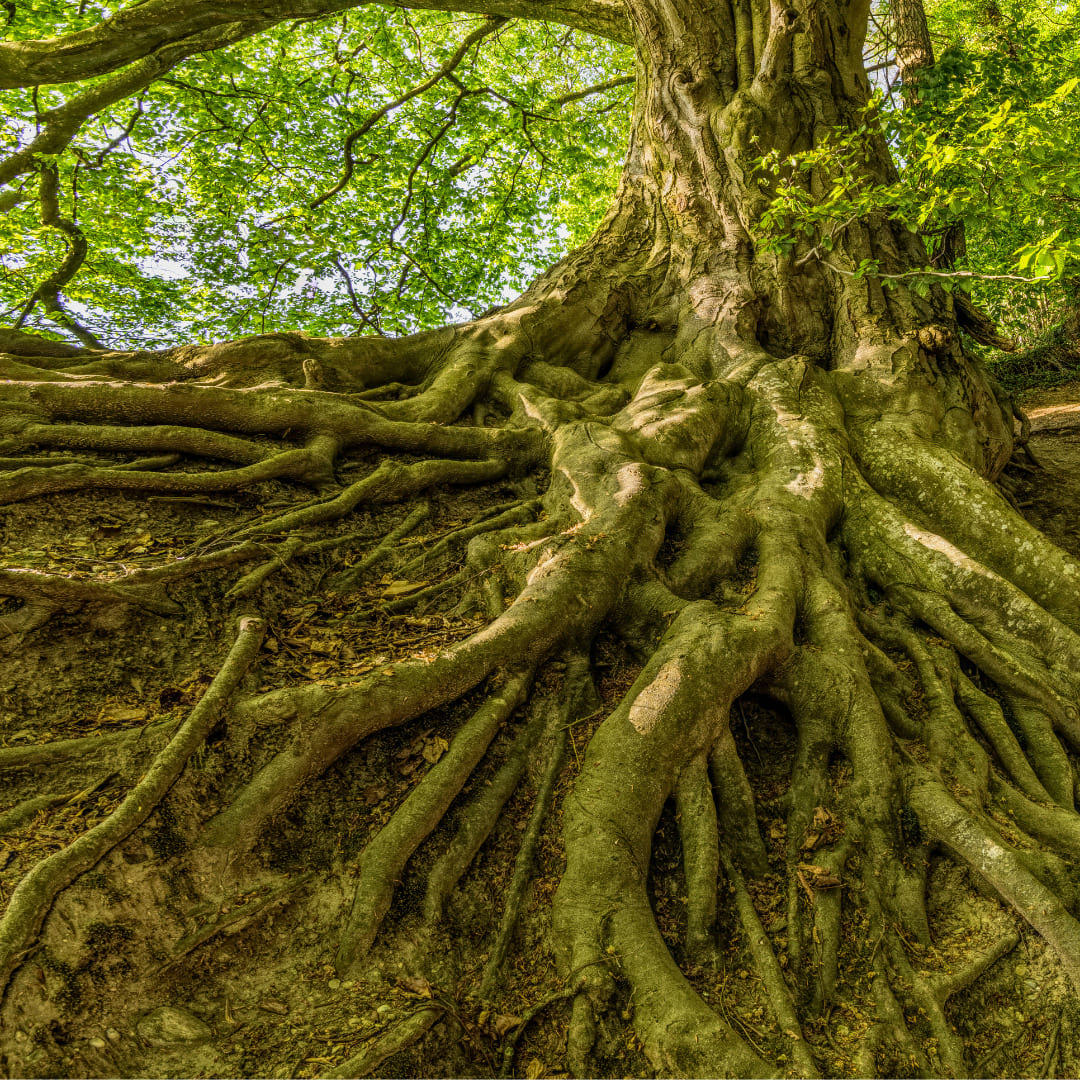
3,1,1080,1077
892,0,935,104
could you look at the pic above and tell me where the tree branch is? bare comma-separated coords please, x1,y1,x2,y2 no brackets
13,163,105,350
308,18,503,212
549,73,633,106
0,0,630,92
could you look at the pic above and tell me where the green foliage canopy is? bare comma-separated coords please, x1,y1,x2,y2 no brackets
0,4,631,347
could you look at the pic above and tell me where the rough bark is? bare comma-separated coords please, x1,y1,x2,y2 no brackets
2,0,1080,1077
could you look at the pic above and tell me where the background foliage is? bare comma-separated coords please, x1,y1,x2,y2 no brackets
758,0,1080,352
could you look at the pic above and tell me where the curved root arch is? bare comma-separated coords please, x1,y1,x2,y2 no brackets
2,299,1080,1079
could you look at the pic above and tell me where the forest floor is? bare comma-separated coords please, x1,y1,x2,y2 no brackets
0,379,1079,1080
1013,379,1080,559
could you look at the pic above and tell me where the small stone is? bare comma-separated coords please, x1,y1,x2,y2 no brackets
1014,963,1028,977
106,1029,121,1043
136,1005,212,1047
327,978,341,990
89,1037,106,1050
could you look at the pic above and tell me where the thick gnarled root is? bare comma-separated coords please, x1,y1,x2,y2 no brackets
4,333,1080,1080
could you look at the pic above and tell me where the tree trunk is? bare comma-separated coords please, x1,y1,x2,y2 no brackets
893,0,935,104
3,1,1080,1077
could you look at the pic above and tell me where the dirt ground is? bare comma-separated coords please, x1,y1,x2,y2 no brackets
1015,380,1080,560
0,381,1079,1079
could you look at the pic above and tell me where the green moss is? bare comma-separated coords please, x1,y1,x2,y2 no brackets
39,951,82,1013
83,920,134,950
898,804,923,848
146,802,190,859
78,870,126,904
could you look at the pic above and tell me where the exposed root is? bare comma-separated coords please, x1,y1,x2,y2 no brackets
0,599,58,640
0,567,182,618
0,791,81,836
328,502,432,592
479,658,590,998
709,725,769,877
423,694,549,922
674,756,721,963
400,500,540,579
318,1005,444,1080
0,715,181,771
0,438,337,505
555,597,792,1077
499,986,577,1078
224,536,306,602
163,871,316,970
334,668,532,975
1,420,273,465
910,776,1080,990
0,616,264,998
724,854,820,1079
233,458,506,540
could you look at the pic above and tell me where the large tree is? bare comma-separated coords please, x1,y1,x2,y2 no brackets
2,1,1080,1078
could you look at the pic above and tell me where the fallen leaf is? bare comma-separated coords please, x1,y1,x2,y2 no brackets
494,1014,521,1037
381,580,428,599
422,737,449,764
526,1059,546,1080
399,974,432,998
801,806,842,852
797,863,842,889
